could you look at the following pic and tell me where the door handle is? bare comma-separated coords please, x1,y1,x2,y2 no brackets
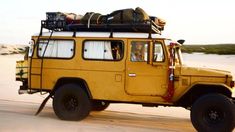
128,73,136,77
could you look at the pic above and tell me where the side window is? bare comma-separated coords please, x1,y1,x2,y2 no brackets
38,40,74,58
153,42,164,62
131,41,149,62
83,40,123,61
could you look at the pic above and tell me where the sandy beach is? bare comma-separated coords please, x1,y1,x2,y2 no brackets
0,54,197,131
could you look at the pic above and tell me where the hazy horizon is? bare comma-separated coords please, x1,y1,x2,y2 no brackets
1,0,235,45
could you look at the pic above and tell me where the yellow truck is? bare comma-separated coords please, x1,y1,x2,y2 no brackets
16,13,235,131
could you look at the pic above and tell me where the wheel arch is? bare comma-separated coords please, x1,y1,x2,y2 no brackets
176,83,232,107
53,77,93,99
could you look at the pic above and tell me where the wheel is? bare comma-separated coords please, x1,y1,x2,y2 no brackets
53,84,91,121
190,93,235,132
92,101,110,111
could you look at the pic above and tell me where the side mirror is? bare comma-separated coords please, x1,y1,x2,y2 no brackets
177,39,185,45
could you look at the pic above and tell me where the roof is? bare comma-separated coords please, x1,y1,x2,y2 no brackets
33,31,167,39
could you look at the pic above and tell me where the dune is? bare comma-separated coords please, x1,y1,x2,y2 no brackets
0,44,27,55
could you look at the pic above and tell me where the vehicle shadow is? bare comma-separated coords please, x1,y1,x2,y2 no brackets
87,110,195,131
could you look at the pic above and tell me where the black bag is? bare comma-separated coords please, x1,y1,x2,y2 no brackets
103,7,150,24
105,8,136,24
135,7,150,22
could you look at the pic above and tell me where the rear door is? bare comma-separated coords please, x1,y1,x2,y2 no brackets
30,39,75,90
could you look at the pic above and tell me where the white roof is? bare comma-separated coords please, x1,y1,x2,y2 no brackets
33,31,166,39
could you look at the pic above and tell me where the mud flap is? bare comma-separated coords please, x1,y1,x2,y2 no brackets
35,91,54,115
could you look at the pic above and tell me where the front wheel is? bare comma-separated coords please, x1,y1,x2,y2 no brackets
190,94,235,132
53,84,91,121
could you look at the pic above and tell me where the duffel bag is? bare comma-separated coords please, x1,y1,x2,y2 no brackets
81,12,102,25
104,7,150,24
106,8,136,24
135,7,150,22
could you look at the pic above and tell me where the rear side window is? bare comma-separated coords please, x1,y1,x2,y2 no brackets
83,40,123,61
38,40,74,58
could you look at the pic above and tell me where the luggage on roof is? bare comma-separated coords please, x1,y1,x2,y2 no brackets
150,16,166,30
81,12,102,25
46,12,82,23
41,7,166,34
105,7,148,24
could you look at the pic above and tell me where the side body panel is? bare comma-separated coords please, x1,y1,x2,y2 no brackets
29,35,172,104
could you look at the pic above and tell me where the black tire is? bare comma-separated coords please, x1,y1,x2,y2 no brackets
190,93,235,132
92,101,110,111
53,84,91,121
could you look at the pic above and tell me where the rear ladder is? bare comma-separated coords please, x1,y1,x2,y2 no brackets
28,25,54,94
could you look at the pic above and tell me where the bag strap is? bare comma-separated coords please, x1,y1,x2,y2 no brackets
96,14,102,24
87,12,95,28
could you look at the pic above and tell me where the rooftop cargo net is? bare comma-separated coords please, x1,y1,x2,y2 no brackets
41,7,166,34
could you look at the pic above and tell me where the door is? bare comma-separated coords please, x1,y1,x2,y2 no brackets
125,39,168,96
30,39,75,90
80,39,126,100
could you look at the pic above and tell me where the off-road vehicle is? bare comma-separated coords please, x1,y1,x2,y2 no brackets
16,10,235,131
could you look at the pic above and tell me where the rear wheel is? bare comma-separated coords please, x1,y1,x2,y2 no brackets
92,101,110,111
190,94,235,132
53,84,91,121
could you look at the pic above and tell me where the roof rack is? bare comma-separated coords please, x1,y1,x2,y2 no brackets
41,19,162,34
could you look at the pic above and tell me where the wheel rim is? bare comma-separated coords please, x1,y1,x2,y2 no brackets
204,107,225,124
63,95,79,111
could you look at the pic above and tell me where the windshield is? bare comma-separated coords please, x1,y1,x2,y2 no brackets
164,39,183,65
175,47,183,65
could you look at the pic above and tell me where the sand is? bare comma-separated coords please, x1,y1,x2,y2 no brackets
0,100,195,132
0,54,196,131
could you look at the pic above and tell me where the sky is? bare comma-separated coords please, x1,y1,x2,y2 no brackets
0,0,235,45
